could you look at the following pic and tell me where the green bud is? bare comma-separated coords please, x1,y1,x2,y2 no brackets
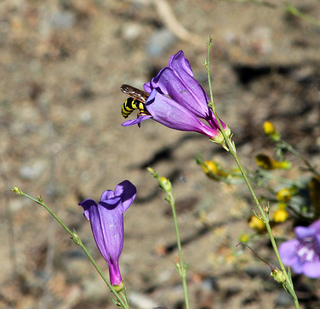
11,187,23,195
271,268,286,283
159,177,172,192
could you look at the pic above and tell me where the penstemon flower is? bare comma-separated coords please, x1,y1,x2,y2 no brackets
279,219,320,278
122,51,230,142
79,181,136,286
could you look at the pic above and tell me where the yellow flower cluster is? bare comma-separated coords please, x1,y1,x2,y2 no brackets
201,160,229,181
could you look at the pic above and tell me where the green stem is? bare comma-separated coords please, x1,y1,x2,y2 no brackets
167,192,189,309
205,36,299,309
286,3,320,28
281,140,320,178
147,171,190,309
11,188,128,309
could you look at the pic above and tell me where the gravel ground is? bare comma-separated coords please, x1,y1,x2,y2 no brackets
1,1,320,308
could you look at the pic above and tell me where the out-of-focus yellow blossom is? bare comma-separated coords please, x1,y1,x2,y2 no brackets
276,188,292,202
308,176,320,218
239,233,250,243
249,215,265,231
277,202,287,210
201,160,228,181
255,154,292,170
263,121,280,141
273,209,289,222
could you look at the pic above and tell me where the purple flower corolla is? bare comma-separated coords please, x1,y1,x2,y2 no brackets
279,219,320,278
79,180,136,286
122,51,230,140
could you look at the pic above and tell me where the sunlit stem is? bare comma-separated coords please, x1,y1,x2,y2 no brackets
204,36,300,309
148,171,189,309
11,188,128,309
286,3,320,28
281,140,320,178
167,191,189,309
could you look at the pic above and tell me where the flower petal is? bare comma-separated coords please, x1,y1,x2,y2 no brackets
100,196,121,210
279,239,300,266
316,234,320,248
89,202,124,272
168,50,193,76
302,260,320,278
101,190,115,201
295,226,315,239
291,260,304,274
79,199,97,220
310,219,320,234
114,180,137,212
122,115,152,127
78,182,137,286
149,66,210,119
145,90,218,138
144,50,228,132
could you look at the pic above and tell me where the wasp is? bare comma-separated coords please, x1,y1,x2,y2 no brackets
120,84,150,118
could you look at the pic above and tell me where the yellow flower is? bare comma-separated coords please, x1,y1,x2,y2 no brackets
239,233,250,243
273,209,289,223
276,188,292,202
263,121,280,141
263,121,276,135
249,216,265,231
255,154,291,170
201,160,218,174
201,161,228,181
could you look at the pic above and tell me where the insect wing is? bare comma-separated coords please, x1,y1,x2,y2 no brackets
121,84,149,103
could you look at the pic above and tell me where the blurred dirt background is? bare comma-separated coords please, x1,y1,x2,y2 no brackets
1,0,320,308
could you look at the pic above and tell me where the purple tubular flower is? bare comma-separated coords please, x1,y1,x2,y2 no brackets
122,50,230,140
123,90,218,137
279,219,320,278
79,180,136,286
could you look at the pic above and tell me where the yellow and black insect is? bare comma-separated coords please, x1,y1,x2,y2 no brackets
120,84,149,118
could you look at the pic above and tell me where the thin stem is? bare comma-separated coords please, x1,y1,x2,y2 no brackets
286,3,320,28
281,140,320,178
167,192,189,309
205,36,300,309
147,170,190,309
11,188,128,309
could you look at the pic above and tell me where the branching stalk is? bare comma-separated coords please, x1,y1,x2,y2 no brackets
204,36,300,309
11,188,128,309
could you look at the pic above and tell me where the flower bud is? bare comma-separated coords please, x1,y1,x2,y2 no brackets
263,121,280,141
159,177,172,192
239,233,250,243
255,154,291,170
276,188,292,202
271,268,286,283
201,160,228,181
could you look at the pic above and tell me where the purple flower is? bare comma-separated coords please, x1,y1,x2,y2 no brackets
122,51,230,141
279,219,320,278
79,180,136,286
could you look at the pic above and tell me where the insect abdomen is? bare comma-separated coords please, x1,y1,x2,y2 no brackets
121,98,146,118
